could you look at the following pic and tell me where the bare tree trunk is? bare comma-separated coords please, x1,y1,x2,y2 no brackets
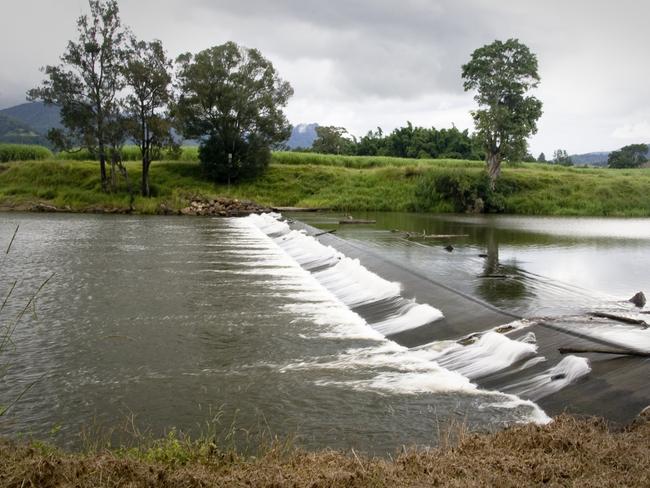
115,157,134,211
99,145,108,192
110,160,117,192
141,158,150,197
486,152,501,189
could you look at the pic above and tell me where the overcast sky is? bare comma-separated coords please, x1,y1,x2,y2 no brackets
1,0,649,155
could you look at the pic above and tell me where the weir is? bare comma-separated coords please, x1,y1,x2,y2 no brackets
248,213,650,424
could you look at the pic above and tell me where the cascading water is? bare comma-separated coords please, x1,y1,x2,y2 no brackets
245,212,593,419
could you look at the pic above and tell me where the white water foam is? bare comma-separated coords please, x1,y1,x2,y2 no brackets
238,214,555,423
428,331,539,380
505,355,591,401
247,213,444,336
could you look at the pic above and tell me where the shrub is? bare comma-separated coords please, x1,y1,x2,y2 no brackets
0,144,53,162
415,170,507,213
199,135,270,183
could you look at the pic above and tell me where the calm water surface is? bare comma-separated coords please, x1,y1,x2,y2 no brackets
295,212,650,317
0,212,648,453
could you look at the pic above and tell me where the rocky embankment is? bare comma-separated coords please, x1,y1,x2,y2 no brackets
2,197,272,216
178,197,272,216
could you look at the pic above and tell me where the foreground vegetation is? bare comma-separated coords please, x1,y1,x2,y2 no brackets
1,415,648,487
2,153,650,216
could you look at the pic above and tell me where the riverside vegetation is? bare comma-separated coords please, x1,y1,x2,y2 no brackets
1,147,650,216
1,414,649,487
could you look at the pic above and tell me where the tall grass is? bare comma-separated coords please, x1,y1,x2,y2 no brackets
0,226,52,417
1,157,650,216
0,144,53,163
271,150,486,169
55,145,200,162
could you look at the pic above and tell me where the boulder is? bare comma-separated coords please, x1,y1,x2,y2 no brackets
629,292,646,308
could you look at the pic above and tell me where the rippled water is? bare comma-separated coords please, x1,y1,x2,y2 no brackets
0,212,648,453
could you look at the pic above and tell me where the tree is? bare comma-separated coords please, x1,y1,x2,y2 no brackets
462,39,543,187
553,149,572,166
123,39,175,196
537,152,546,162
174,42,293,183
312,126,356,154
607,144,649,168
28,0,129,192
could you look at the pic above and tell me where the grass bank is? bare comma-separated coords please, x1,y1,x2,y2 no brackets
1,154,650,216
1,415,649,487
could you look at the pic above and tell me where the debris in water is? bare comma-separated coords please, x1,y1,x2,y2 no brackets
629,291,646,308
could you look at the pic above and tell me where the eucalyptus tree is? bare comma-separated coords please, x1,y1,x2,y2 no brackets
174,42,294,183
28,0,130,192
123,39,175,196
462,39,543,187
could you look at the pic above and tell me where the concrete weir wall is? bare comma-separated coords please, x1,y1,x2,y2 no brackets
289,219,520,348
251,214,650,424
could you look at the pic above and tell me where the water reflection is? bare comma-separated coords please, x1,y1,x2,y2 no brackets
294,212,650,317
475,227,533,307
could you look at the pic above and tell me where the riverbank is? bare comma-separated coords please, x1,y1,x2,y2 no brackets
1,155,650,216
1,414,648,487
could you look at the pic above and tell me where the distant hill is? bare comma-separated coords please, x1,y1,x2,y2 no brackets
0,112,50,146
570,144,650,166
286,123,318,149
0,101,62,135
569,151,610,166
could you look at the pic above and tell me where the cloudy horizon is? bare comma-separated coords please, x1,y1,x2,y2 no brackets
1,0,649,156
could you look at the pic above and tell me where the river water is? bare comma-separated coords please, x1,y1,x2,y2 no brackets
0,212,648,453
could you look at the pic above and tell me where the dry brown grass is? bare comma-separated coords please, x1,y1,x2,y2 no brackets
1,414,649,487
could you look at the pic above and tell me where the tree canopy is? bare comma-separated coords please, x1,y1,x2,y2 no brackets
28,0,129,191
123,38,175,196
553,149,572,166
306,122,482,160
462,38,543,185
607,144,649,168
174,42,293,183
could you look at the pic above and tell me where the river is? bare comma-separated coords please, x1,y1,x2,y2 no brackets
0,212,648,454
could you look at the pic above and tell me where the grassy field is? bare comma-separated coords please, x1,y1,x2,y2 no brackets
1,415,649,487
1,152,650,216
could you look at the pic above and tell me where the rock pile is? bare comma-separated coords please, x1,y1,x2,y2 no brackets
180,197,271,217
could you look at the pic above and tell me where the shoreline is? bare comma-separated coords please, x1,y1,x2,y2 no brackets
2,158,650,217
1,412,648,486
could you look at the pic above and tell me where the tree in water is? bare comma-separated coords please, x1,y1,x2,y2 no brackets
28,0,129,192
462,39,543,187
174,42,293,183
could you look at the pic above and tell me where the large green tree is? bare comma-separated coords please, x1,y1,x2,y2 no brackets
174,42,293,183
312,126,356,155
607,144,648,168
28,0,129,192
123,39,175,196
462,39,543,186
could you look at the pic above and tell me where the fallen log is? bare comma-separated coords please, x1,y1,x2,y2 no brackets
559,346,650,358
272,207,329,212
314,229,337,237
589,312,648,327
406,234,469,239
339,219,376,224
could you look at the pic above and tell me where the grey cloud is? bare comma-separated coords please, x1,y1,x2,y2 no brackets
2,0,650,154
